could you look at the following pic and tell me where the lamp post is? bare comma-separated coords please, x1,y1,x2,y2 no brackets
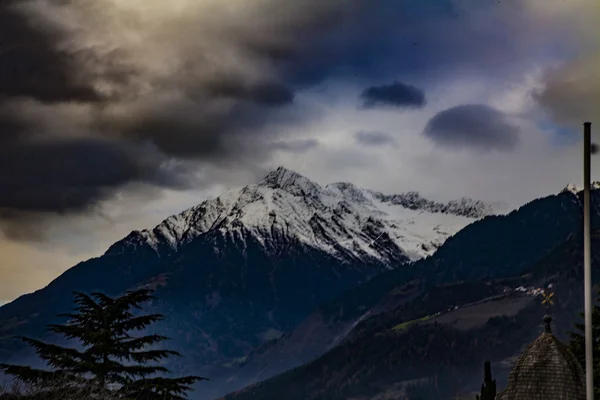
583,121,594,400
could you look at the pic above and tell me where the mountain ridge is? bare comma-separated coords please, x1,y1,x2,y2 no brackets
208,187,594,400
0,166,499,398
222,196,600,400
1,168,594,400
109,166,501,264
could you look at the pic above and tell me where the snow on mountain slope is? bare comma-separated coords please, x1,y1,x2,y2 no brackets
562,182,600,194
127,167,503,263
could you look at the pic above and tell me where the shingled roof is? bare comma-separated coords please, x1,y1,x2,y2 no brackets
495,315,585,400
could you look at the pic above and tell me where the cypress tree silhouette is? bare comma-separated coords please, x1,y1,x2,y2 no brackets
475,360,496,400
0,289,207,399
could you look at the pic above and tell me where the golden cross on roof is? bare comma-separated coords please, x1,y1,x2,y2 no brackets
542,291,554,305
541,285,555,333
541,284,555,320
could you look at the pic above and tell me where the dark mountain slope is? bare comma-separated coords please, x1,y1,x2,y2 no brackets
322,189,590,322
0,241,166,361
223,231,600,400
0,167,495,399
0,229,387,369
216,189,597,399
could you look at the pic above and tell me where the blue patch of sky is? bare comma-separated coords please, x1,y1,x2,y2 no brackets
536,119,580,146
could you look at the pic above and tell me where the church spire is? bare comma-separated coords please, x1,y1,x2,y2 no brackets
544,314,552,333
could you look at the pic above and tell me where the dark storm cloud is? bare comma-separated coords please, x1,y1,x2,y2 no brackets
0,1,101,103
533,57,600,128
92,96,311,162
360,82,426,109
0,138,188,214
97,112,231,160
274,0,537,88
354,131,396,146
423,104,520,151
0,107,32,144
0,0,514,107
1,0,552,106
269,138,319,153
203,79,295,107
0,0,554,238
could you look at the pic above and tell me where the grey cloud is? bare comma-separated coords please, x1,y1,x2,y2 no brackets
0,0,575,237
0,108,32,144
0,138,189,213
0,0,107,103
202,79,295,107
533,56,600,128
423,104,520,152
269,139,319,153
0,133,195,240
3,0,572,107
354,131,396,146
96,111,232,160
360,81,426,109
92,95,312,161
0,0,336,232
324,148,380,171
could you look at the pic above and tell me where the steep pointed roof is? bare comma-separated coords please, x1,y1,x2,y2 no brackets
496,315,585,400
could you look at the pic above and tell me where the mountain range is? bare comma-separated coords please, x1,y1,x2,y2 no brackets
132,167,500,263
223,229,600,400
0,167,500,399
2,167,597,399
219,181,600,399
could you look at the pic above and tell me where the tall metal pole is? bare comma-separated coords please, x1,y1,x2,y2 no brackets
583,121,594,400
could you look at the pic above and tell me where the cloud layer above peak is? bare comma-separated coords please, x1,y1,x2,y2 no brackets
2,0,600,303
0,0,598,240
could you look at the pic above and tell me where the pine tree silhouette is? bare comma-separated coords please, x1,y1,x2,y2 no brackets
475,360,496,400
0,289,207,399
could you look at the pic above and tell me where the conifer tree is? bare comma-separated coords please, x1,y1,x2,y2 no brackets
0,289,206,399
475,360,496,400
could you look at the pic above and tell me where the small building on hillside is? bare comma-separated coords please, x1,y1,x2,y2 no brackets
495,314,585,400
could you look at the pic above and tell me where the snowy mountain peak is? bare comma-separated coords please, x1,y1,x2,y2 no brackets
561,182,600,194
368,190,497,219
113,167,506,264
326,182,373,205
259,167,321,197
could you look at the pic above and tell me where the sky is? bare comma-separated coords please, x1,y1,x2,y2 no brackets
0,0,599,304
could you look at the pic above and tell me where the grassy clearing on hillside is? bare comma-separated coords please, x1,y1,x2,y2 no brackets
388,293,532,333
391,315,436,331
424,295,533,331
